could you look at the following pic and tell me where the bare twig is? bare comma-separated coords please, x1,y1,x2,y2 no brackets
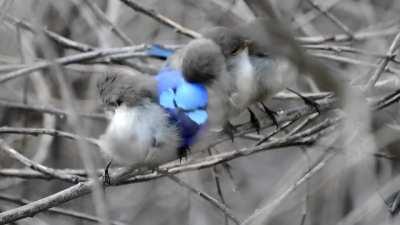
167,174,241,225
0,139,85,183
0,194,127,225
119,0,201,38
82,0,134,46
208,148,229,225
0,45,147,84
241,151,337,225
4,14,95,52
310,52,400,74
297,26,399,44
0,99,107,120
306,0,354,38
364,32,400,90
0,127,100,147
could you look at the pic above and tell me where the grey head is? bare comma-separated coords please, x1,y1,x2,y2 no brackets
97,73,157,110
182,39,226,84
202,26,250,58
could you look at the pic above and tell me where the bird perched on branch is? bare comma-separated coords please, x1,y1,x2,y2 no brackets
178,19,342,137
97,68,208,182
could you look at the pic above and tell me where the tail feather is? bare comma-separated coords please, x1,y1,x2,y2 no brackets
147,44,175,60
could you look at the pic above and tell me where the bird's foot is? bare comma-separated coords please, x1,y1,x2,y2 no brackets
248,108,261,134
287,88,320,113
177,146,190,163
103,160,113,185
223,121,237,142
259,102,279,128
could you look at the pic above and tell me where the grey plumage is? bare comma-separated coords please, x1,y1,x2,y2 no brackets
179,25,298,131
97,73,180,168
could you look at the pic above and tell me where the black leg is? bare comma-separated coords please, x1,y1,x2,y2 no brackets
287,88,320,113
104,160,113,185
223,121,237,142
177,146,190,163
259,102,279,128
248,108,261,134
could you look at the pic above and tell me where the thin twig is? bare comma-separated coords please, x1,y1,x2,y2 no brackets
241,151,337,225
306,0,354,38
297,26,399,44
0,99,107,120
0,45,147,84
119,0,201,38
0,194,127,225
0,139,85,183
0,127,100,147
167,174,241,225
364,32,400,90
82,0,134,46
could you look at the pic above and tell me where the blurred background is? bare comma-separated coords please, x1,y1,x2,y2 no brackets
1,0,400,224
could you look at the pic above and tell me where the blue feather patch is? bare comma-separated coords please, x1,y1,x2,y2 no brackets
155,66,209,149
147,44,175,59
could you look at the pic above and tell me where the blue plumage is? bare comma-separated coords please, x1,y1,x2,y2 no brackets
147,44,175,59
155,66,208,150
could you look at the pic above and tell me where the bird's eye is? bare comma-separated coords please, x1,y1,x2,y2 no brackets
115,99,123,106
231,46,242,56
231,40,251,56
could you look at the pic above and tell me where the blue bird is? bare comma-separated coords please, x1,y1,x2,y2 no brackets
155,66,208,158
97,50,210,175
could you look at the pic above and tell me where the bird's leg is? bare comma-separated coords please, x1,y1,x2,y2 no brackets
104,163,145,185
103,160,113,185
223,121,237,142
287,88,320,113
248,108,261,134
259,102,279,128
177,146,190,163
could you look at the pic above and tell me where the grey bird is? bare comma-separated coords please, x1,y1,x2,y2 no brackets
97,73,180,181
169,25,298,137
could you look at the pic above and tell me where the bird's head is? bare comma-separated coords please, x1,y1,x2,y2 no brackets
202,26,256,74
97,73,157,111
182,39,226,84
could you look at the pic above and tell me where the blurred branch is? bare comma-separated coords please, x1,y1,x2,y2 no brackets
207,148,229,225
293,0,345,29
311,53,400,74
0,194,127,225
373,88,400,111
0,45,147,84
297,26,399,44
364,32,400,90
0,139,85,183
241,150,337,225
119,0,201,38
304,44,400,63
306,0,354,38
0,114,337,224
167,174,241,225
82,0,134,46
4,14,95,52
0,127,100,147
0,99,107,121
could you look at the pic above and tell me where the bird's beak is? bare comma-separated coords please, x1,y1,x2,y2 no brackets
232,40,251,56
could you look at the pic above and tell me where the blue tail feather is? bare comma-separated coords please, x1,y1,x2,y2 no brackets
147,44,175,59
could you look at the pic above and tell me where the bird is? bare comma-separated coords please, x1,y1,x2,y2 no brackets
97,67,208,183
167,25,298,139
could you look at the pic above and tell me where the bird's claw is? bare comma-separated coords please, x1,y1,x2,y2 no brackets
259,102,279,128
223,121,237,142
287,88,320,113
103,160,113,185
248,108,261,134
177,146,190,163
